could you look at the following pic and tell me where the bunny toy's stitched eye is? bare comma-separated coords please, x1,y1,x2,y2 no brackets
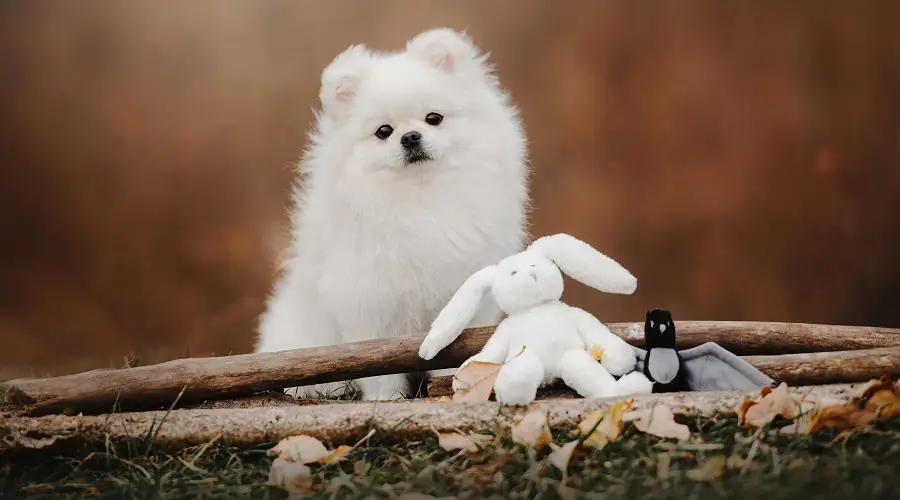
425,113,443,126
510,271,517,276
375,125,394,140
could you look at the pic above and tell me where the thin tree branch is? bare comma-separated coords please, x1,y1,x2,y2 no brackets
3,322,898,416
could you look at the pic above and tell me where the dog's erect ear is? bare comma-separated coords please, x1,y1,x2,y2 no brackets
528,234,638,295
419,265,496,360
319,44,373,116
405,28,487,77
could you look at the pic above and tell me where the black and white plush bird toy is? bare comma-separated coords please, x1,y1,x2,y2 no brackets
632,309,775,393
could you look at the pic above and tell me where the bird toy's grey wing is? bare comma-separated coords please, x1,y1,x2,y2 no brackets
631,346,648,374
679,342,774,391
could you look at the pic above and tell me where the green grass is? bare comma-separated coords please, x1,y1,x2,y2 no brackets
3,415,899,499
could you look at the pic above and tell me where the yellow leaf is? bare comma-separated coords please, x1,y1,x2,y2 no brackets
451,361,502,403
267,457,313,496
321,445,353,464
577,399,632,449
548,440,579,473
632,405,691,441
686,455,726,481
511,408,553,449
586,344,605,360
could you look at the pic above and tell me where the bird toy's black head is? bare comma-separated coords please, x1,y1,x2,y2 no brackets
644,308,676,349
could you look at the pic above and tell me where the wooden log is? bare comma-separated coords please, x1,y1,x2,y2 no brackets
3,322,899,417
617,321,900,354
0,383,865,457
426,346,900,397
2,326,497,417
745,346,900,385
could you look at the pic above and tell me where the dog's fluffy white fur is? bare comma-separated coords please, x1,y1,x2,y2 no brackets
255,28,530,401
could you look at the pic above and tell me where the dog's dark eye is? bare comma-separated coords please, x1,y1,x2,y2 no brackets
375,125,393,140
425,113,443,126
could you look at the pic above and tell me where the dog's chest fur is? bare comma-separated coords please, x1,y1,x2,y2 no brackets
297,168,524,339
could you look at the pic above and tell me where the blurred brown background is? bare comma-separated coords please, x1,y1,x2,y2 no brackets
1,1,898,378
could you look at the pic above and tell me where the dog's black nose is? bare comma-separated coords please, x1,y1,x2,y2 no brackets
400,131,421,149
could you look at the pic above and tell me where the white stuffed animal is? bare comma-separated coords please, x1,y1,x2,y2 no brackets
418,233,654,405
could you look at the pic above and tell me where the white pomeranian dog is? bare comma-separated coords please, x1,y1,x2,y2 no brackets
255,28,530,401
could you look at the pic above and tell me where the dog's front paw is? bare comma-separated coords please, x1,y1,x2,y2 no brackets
283,382,347,400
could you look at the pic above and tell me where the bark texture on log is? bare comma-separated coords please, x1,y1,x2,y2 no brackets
427,346,900,397
0,326,494,416
620,321,900,354
0,384,864,457
745,346,900,385
3,322,899,416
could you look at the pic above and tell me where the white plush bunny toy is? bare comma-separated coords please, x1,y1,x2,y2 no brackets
419,233,654,405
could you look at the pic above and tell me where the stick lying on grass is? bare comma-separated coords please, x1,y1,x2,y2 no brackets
0,383,864,456
3,322,899,417
427,346,900,398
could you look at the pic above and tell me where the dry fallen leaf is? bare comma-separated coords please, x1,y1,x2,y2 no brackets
267,435,330,464
322,445,354,464
578,399,633,449
686,455,726,481
511,408,553,448
548,441,580,473
857,375,900,417
740,383,800,427
586,344,605,360
437,396,453,402
267,458,313,497
452,361,503,402
268,429,374,467
804,376,900,433
631,405,691,441
327,428,375,464
726,454,746,470
807,404,877,433
432,427,494,454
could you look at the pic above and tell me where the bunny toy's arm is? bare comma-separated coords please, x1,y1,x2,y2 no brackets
569,306,637,376
419,265,497,360
464,323,512,364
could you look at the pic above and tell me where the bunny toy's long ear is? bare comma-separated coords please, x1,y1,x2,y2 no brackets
419,265,497,360
528,234,637,295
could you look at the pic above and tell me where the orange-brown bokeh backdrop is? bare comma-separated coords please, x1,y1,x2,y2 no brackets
1,1,898,377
